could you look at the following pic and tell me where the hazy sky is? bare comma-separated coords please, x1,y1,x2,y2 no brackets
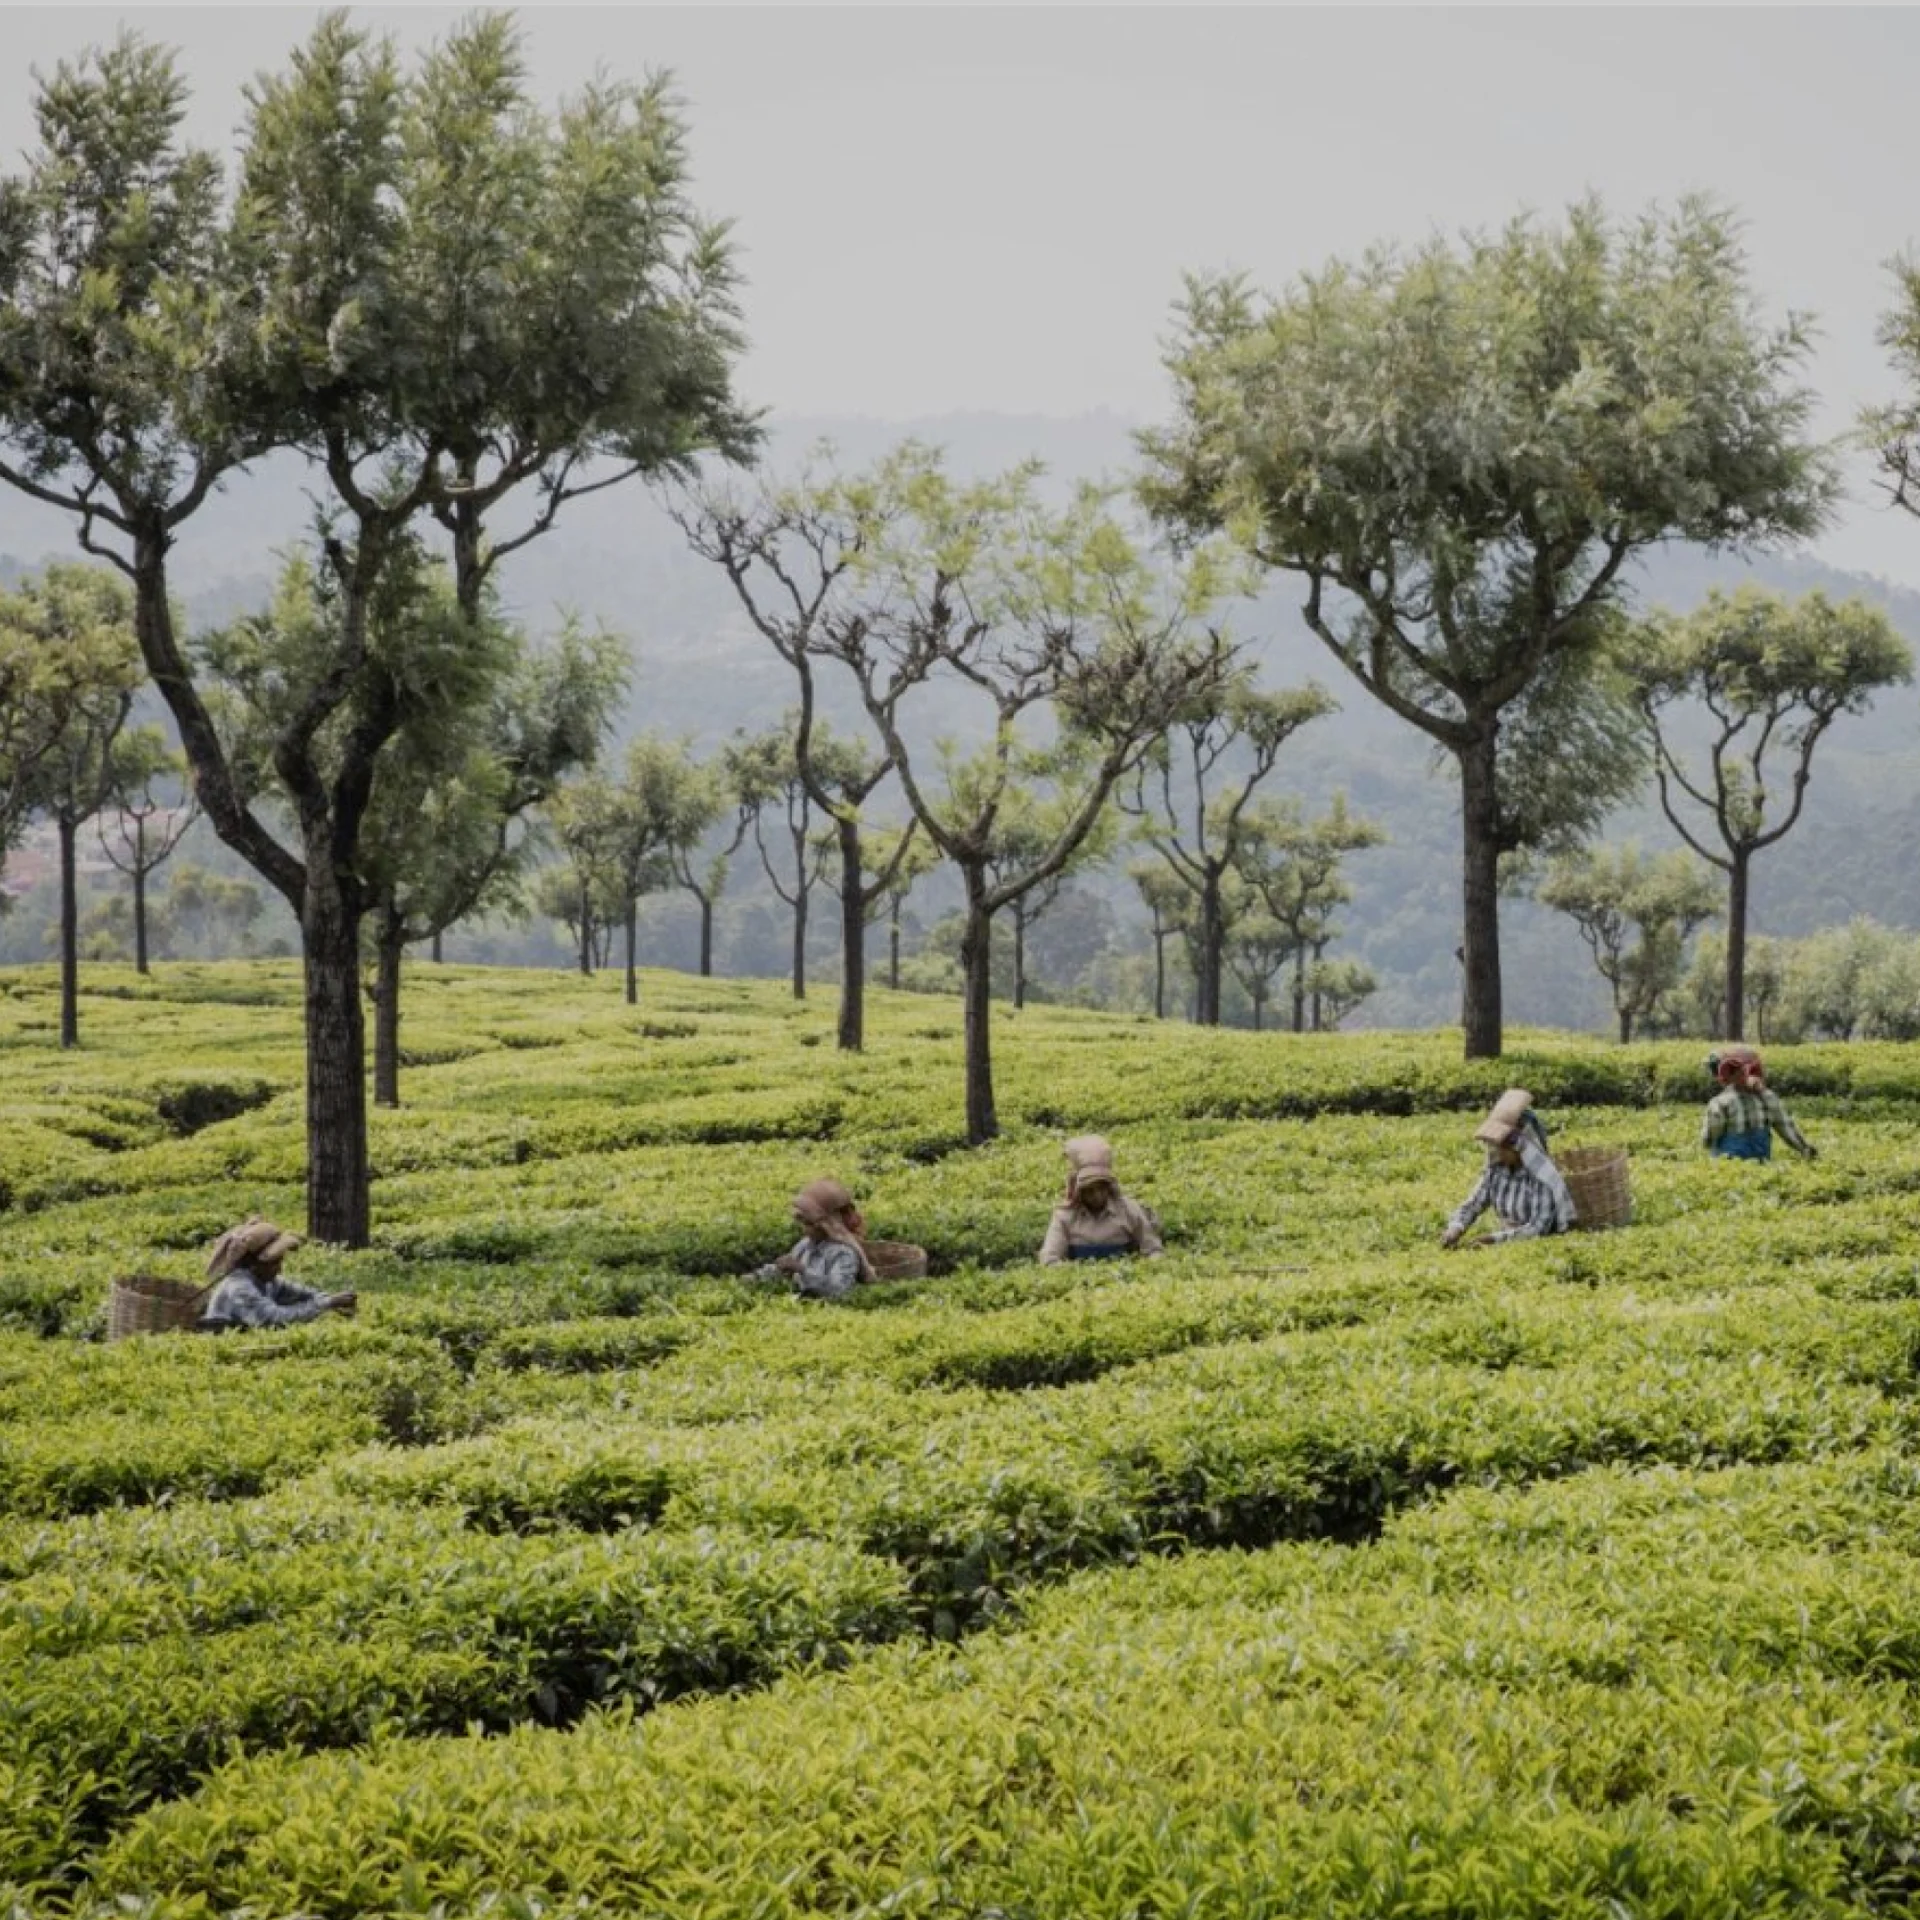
5,6,1920,586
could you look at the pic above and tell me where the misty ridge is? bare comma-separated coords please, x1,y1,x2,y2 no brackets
5,405,1917,1035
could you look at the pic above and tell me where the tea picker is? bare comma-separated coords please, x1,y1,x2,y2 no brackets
1702,1048,1816,1162
1038,1135,1164,1264
750,1178,930,1298
198,1217,357,1330
1440,1089,1578,1250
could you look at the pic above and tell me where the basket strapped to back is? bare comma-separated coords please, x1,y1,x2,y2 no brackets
863,1239,929,1281
1555,1147,1632,1231
108,1274,216,1340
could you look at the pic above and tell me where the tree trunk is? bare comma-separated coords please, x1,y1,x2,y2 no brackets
373,921,403,1110
791,873,807,1001
1196,874,1223,1025
1725,851,1751,1042
1013,909,1027,1011
698,894,715,977
1619,1006,1634,1046
448,489,485,624
836,817,864,1051
1153,919,1167,1021
431,929,443,964
1252,990,1264,1033
132,858,150,975
130,814,152,975
960,875,997,1145
624,894,639,1006
303,882,370,1247
578,876,593,977
1457,729,1504,1059
58,815,78,1049
1291,944,1307,1034
889,903,902,991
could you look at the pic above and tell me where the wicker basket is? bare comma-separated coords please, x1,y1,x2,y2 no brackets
108,1273,215,1340
1557,1147,1632,1230
864,1239,929,1282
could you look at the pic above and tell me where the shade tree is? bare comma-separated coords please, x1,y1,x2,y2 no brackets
1121,671,1334,1024
817,452,1236,1142
1621,587,1910,1041
96,727,197,974
1537,843,1721,1044
0,17,751,1244
1233,794,1385,1033
1141,195,1835,1057
678,458,925,1050
2,565,144,1045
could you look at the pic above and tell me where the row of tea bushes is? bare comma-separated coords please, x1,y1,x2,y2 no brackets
5,1269,1913,1893
0,1498,908,1889
69,1451,1920,1920
0,1327,475,1516
7,1215,1917,1531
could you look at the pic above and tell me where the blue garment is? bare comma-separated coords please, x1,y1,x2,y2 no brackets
1711,1128,1772,1162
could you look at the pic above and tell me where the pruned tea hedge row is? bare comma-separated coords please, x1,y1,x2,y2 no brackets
5,962,1920,1915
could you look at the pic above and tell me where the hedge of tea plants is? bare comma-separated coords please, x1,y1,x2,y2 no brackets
4,959,1920,1915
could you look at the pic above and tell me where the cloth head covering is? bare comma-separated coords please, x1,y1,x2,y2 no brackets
1473,1089,1535,1146
791,1177,875,1283
1712,1046,1763,1089
206,1216,303,1280
1062,1134,1118,1203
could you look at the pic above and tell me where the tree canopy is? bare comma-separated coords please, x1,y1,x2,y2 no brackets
1141,195,1837,1057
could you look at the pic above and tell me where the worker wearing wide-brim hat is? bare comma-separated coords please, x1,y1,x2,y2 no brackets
199,1216,356,1330
1440,1089,1577,1250
1039,1134,1164,1264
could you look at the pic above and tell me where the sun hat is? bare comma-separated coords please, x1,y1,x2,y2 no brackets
206,1217,304,1280
1473,1089,1534,1146
792,1178,859,1226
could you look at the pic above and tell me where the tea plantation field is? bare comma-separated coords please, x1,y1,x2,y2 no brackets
6,960,1920,1917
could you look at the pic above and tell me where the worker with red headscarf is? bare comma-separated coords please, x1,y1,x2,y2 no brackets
1702,1047,1816,1162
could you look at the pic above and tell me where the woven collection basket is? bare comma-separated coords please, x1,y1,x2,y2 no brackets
108,1274,214,1340
864,1239,929,1281
1557,1146,1632,1230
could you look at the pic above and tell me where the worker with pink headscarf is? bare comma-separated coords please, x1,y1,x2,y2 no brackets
752,1177,877,1299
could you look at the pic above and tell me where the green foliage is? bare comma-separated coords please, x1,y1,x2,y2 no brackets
1539,842,1721,1041
1626,587,1912,853
1864,247,1920,520
1121,670,1338,1022
0,567,143,842
74,1454,1920,1920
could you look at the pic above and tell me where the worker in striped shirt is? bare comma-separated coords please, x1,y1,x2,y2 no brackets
1441,1088,1578,1249
1702,1048,1816,1162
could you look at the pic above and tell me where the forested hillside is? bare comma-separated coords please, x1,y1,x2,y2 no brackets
7,412,1916,1030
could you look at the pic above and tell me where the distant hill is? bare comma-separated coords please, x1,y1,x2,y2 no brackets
4,412,1919,1029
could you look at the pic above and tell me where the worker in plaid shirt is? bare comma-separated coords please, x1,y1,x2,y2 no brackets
1442,1088,1578,1249
1702,1048,1816,1162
